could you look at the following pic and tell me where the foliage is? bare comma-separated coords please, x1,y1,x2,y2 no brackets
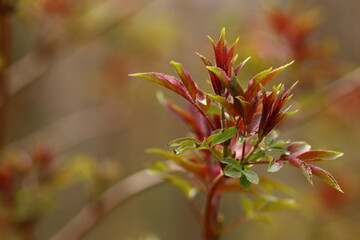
131,28,343,239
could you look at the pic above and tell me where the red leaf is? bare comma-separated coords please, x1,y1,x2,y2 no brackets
308,164,343,193
129,72,192,101
170,61,198,101
297,150,343,162
288,157,313,184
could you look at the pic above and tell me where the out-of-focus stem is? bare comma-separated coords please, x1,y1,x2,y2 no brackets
0,0,11,145
50,170,163,240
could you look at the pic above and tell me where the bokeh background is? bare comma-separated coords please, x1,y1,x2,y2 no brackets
1,0,360,239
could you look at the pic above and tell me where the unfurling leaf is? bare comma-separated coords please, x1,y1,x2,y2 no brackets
168,137,200,147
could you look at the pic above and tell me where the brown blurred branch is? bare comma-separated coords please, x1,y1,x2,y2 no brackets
287,66,360,133
0,0,12,145
6,0,156,96
50,170,163,240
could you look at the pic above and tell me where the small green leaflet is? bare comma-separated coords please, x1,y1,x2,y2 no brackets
168,137,199,147
240,174,252,190
220,157,242,169
211,126,238,146
242,169,259,184
267,157,283,173
224,165,243,178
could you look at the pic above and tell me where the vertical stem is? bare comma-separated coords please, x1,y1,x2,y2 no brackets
202,106,228,240
0,0,11,145
203,174,224,240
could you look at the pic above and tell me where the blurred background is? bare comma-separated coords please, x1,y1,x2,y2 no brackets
0,0,359,239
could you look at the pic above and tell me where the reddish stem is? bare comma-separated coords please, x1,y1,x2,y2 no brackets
203,174,224,240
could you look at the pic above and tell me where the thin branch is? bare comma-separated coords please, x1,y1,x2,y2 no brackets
50,170,163,240
6,0,158,97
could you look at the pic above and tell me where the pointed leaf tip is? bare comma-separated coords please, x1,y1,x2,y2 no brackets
221,27,226,37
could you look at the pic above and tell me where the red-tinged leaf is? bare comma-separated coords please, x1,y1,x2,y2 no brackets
170,61,198,101
147,149,205,178
234,57,251,76
225,37,239,74
230,75,245,97
206,66,231,88
245,67,272,101
129,72,191,101
259,61,294,87
157,93,205,140
287,142,311,157
207,94,237,118
297,150,343,162
308,164,343,193
196,52,223,95
288,158,313,184
212,27,227,70
197,94,211,113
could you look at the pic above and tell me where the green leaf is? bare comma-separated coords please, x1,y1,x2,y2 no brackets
202,129,223,146
268,147,290,155
308,164,343,193
240,174,252,190
242,169,259,184
220,157,242,170
297,150,343,162
207,104,221,115
168,137,199,147
247,150,265,162
265,131,278,146
224,165,243,178
230,75,245,97
173,145,208,154
267,158,283,173
270,139,290,148
211,126,238,146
